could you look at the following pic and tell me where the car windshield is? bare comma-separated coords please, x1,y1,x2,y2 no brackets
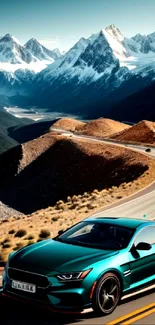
54,221,134,250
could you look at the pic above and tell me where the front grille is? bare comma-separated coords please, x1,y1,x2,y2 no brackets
8,267,49,288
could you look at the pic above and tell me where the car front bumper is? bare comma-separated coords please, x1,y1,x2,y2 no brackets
2,269,93,312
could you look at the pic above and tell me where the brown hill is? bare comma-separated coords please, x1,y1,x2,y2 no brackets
0,133,151,214
51,118,86,132
111,120,155,144
76,118,130,137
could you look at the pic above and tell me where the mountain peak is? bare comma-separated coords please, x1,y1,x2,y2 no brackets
106,24,117,30
105,24,124,41
1,33,22,45
0,33,36,64
25,38,40,46
25,38,61,61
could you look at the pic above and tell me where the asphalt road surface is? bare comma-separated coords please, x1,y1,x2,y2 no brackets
0,283,154,324
0,129,154,324
51,127,155,158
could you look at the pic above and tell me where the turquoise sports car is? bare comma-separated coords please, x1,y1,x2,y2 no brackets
2,217,155,316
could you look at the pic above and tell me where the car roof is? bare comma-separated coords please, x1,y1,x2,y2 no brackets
85,216,153,229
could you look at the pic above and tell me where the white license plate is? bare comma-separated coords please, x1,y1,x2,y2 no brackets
12,280,36,293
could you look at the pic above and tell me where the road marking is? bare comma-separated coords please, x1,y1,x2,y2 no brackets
121,307,155,325
106,302,155,325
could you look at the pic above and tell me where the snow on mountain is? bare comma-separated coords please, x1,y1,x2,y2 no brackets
95,25,155,73
132,33,155,53
25,38,62,62
0,34,36,64
59,37,90,69
40,24,155,85
0,34,62,74
36,37,92,82
41,30,121,85
1,25,155,102
72,31,120,82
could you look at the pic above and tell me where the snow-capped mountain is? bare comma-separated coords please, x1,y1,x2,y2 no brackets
25,38,62,62
0,34,36,64
93,25,155,73
0,34,63,94
1,25,155,122
132,32,155,53
0,34,62,75
37,24,155,85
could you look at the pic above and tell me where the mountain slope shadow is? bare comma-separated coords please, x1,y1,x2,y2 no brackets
8,119,58,143
0,139,148,214
0,145,23,186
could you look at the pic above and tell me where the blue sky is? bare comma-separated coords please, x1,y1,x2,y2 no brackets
1,0,155,51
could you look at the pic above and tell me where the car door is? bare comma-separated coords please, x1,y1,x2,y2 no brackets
129,225,155,286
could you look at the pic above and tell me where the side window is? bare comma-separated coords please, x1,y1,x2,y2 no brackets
134,226,155,246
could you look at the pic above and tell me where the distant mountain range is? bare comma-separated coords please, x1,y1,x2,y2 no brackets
0,34,62,66
0,25,155,122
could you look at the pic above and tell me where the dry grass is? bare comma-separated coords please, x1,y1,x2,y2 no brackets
39,229,51,239
0,154,155,265
14,229,27,238
0,122,155,264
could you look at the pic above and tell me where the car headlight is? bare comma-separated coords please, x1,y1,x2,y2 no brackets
56,269,92,282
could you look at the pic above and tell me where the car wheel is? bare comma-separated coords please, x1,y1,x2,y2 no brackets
92,272,121,316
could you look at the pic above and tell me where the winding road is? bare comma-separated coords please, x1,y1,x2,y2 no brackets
0,128,154,324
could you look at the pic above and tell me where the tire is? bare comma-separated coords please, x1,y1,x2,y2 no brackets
92,272,121,316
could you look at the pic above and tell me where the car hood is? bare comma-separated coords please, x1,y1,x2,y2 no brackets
9,239,119,275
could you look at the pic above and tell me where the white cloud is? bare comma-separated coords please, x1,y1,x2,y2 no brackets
39,36,82,53
39,38,60,49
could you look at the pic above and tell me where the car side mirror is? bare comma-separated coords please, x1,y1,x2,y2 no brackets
135,242,152,251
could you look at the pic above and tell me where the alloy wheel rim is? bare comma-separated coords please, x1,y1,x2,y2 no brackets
98,277,119,313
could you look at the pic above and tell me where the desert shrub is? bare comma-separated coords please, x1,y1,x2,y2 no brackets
2,237,11,244
87,203,98,209
39,229,51,239
8,229,16,235
70,202,79,209
83,192,89,198
15,229,27,238
2,242,12,249
51,215,59,222
13,242,25,251
25,234,34,240
117,195,123,199
72,195,78,202
93,189,99,194
91,194,98,199
56,203,65,210
57,200,64,205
